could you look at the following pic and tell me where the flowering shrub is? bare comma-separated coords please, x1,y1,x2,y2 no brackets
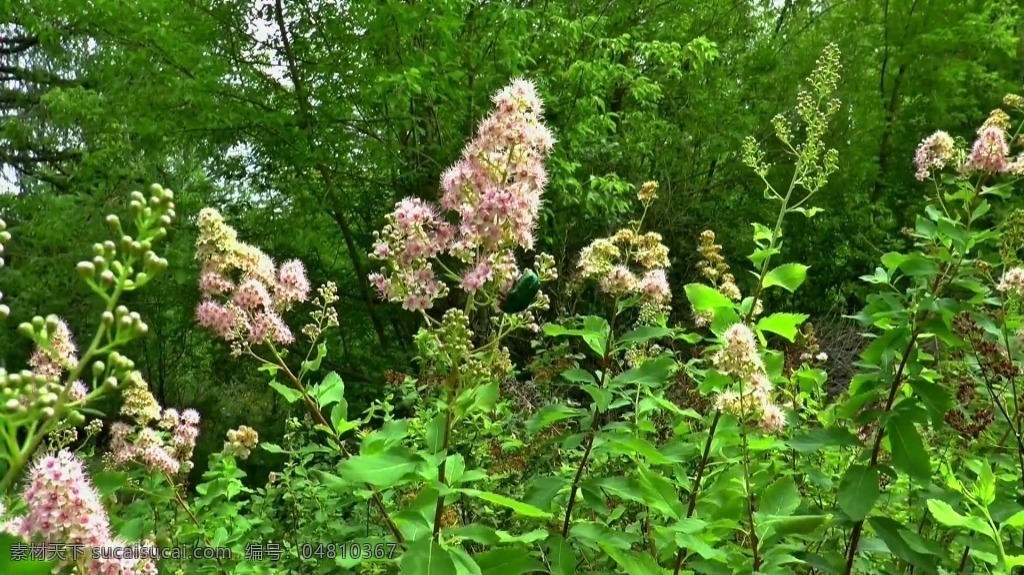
3,46,1024,575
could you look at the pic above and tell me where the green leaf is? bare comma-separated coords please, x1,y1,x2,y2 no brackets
470,381,499,414
400,538,458,575
92,470,129,496
786,427,860,453
525,404,585,435
338,448,422,486
684,283,733,311
760,476,800,517
763,263,809,292
887,415,931,482
425,413,448,455
926,500,968,528
268,380,303,403
599,544,664,575
756,312,809,342
635,464,684,520
312,372,346,410
610,356,676,387
301,342,327,373
474,548,544,575
458,489,552,518
838,465,880,521
615,326,673,349
560,368,597,385
545,534,575,575
869,517,939,574
974,460,996,507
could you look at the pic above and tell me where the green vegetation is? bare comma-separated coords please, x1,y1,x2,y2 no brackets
1,1,1024,573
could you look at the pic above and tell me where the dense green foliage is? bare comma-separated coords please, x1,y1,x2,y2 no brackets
2,0,1024,574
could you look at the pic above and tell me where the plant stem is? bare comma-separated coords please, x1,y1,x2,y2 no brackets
673,410,721,575
263,346,405,547
562,304,619,537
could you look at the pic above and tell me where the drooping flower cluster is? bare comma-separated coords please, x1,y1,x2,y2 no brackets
369,78,556,312
711,323,786,432
195,208,311,347
223,425,259,460
108,372,200,475
1,450,157,575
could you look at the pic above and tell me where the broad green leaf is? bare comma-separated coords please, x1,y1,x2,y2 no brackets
268,380,303,403
926,500,967,528
838,465,879,521
546,534,575,575
610,356,676,387
525,404,585,435
887,415,931,482
684,283,733,311
311,371,345,408
474,548,544,575
560,368,596,385
869,517,938,574
599,544,663,575
615,326,673,348
756,312,809,342
449,548,483,575
459,489,552,518
338,448,422,486
400,538,457,575
424,413,448,455
763,263,809,292
760,476,800,517
635,464,684,519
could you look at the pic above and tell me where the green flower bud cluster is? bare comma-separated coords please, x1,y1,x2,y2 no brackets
77,184,174,298
0,369,64,422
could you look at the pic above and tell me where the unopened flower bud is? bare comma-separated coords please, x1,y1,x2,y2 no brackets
68,411,86,426
77,261,95,277
105,376,118,389
4,398,18,411
41,407,54,419
101,311,115,325
31,316,45,330
106,214,120,229
92,361,105,378
100,270,116,284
